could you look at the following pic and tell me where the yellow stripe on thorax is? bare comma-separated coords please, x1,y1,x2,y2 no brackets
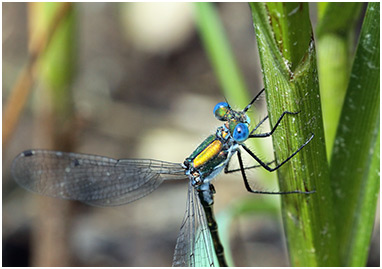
193,140,223,168
221,130,229,139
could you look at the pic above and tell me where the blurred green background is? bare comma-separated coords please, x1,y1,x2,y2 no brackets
2,2,378,267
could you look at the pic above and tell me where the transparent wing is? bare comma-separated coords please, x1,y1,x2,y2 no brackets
172,181,215,267
11,149,186,206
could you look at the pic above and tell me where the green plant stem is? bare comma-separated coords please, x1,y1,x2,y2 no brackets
250,3,339,266
29,3,76,266
34,3,77,126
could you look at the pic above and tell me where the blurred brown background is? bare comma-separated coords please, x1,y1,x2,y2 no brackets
2,2,379,267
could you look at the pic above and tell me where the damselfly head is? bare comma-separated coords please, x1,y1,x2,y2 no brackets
213,102,250,123
213,102,230,121
213,101,251,143
231,122,249,142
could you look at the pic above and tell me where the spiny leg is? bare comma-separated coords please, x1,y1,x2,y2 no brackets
224,153,275,174
249,111,299,138
241,133,315,172
242,88,265,112
236,150,314,195
250,115,268,135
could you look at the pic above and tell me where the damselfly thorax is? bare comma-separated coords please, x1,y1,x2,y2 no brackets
183,101,251,188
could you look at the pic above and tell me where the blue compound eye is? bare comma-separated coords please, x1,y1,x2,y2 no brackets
213,102,229,121
233,123,249,142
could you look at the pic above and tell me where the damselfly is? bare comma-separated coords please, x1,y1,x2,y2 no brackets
11,89,314,266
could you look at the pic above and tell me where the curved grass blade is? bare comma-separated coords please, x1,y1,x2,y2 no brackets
330,3,380,266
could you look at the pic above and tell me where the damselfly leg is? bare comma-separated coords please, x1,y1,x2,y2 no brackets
224,92,315,195
249,111,300,138
236,146,315,195
223,133,315,194
241,133,315,173
224,160,276,173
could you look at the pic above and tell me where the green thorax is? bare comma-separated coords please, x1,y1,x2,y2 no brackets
187,134,216,161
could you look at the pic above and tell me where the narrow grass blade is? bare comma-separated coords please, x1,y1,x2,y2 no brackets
330,3,380,266
194,3,250,106
316,3,363,159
